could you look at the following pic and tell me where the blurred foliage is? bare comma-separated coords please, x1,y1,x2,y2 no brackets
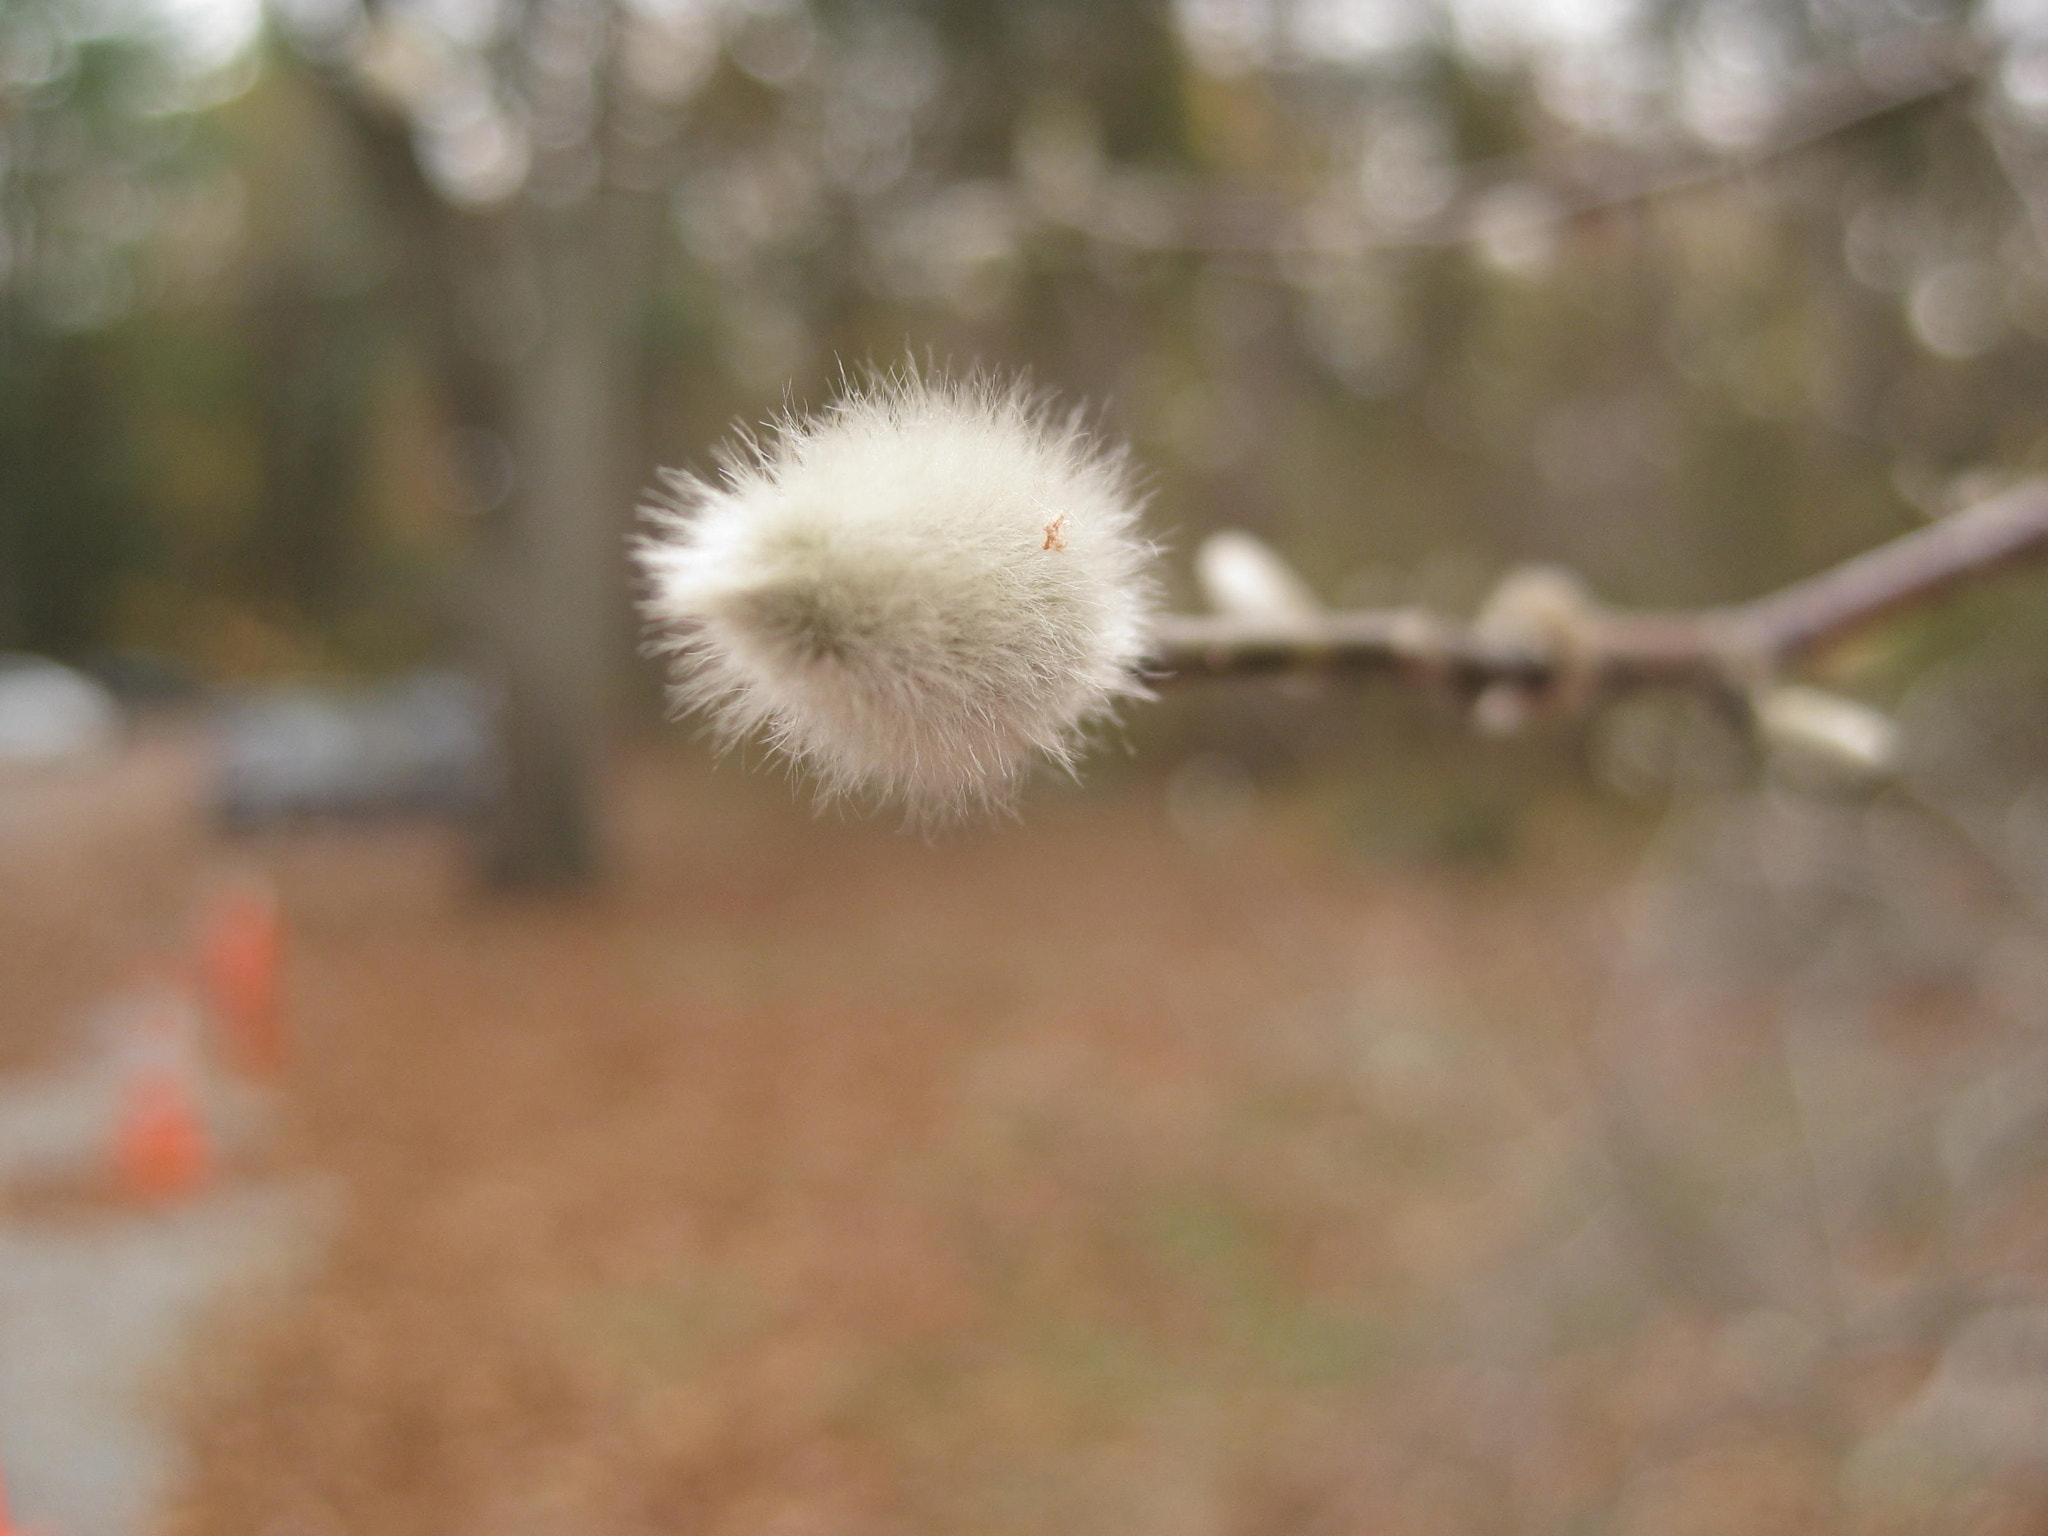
2,0,2045,692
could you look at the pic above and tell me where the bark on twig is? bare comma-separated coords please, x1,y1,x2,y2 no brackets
1147,480,2048,703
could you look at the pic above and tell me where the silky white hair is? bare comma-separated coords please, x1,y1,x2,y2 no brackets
636,370,1158,820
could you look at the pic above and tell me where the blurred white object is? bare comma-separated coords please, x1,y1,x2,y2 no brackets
1195,531,1324,622
215,670,499,828
1756,684,1900,789
0,656,121,765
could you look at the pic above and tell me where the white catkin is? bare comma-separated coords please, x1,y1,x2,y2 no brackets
635,370,1158,821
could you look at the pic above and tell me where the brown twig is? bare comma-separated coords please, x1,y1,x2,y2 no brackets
1147,480,2048,702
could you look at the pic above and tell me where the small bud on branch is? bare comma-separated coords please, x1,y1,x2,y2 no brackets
1755,685,1901,791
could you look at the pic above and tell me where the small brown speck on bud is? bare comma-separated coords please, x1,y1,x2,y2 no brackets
1043,514,1067,552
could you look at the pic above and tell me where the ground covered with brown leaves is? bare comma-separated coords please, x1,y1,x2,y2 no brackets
145,745,1652,1536
12,731,2033,1536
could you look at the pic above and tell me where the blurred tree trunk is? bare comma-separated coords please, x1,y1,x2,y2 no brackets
474,223,606,884
472,205,641,887
302,61,667,889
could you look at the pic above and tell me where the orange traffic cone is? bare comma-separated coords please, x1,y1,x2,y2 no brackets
198,875,287,1080
114,1063,212,1205
111,991,213,1205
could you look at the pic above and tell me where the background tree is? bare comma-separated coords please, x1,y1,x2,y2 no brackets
14,0,2048,865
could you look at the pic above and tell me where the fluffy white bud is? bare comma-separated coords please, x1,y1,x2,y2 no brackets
636,370,1158,820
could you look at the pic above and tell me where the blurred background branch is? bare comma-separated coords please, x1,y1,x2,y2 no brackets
1151,476,2048,703
1047,23,1988,259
